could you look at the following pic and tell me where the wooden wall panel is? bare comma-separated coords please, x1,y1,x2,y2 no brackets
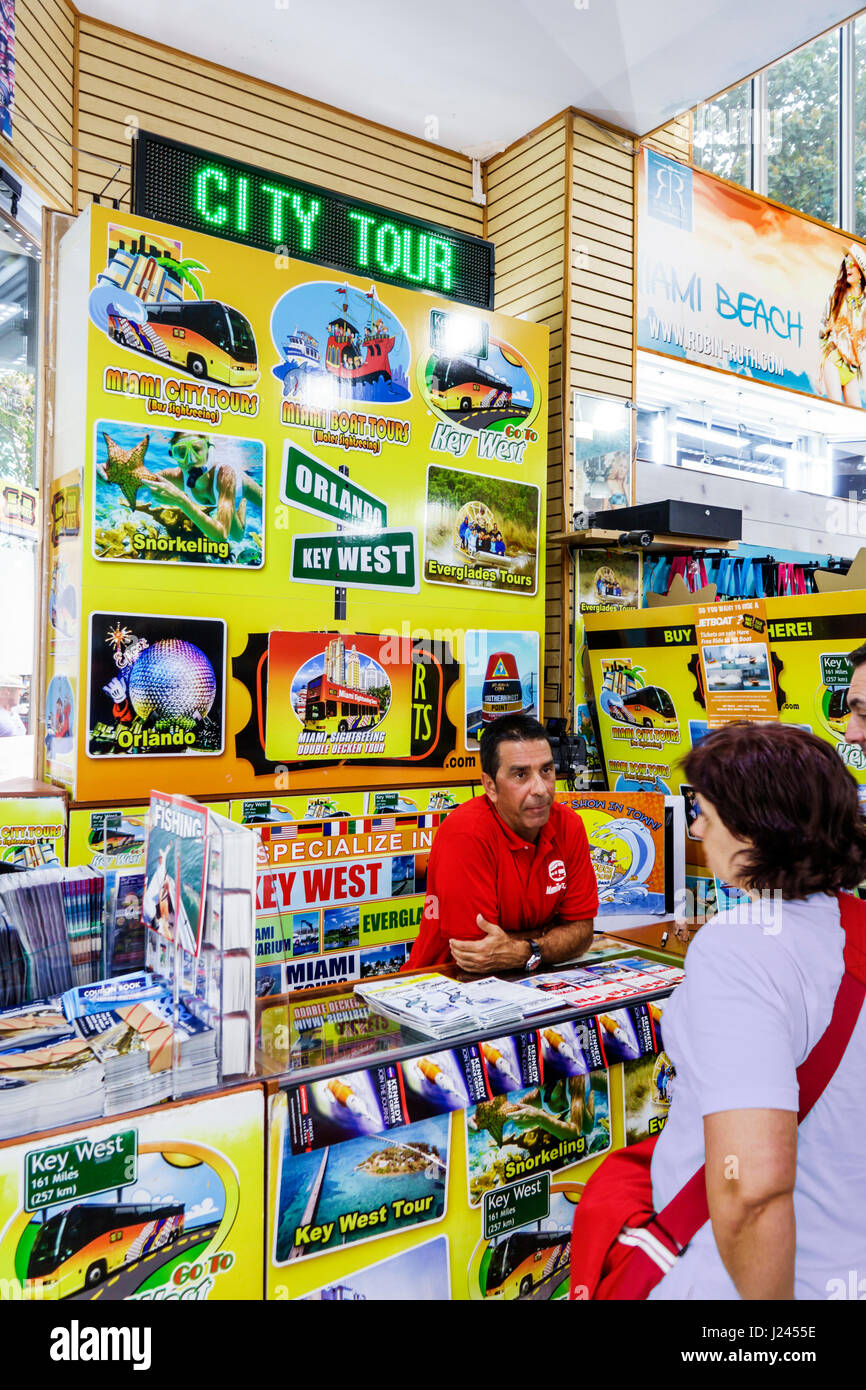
7,0,75,210
644,112,692,162
73,19,481,232
485,114,568,715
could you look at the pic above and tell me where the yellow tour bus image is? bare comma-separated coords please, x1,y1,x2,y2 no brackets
610,684,677,730
429,356,513,412
106,298,258,387
485,1228,571,1300
302,675,381,734
827,685,850,736
25,1200,185,1298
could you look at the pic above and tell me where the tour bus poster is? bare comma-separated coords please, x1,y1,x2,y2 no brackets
584,590,866,792
0,1086,265,1300
0,796,66,870
48,203,549,801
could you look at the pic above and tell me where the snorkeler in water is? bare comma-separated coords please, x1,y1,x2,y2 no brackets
145,432,263,545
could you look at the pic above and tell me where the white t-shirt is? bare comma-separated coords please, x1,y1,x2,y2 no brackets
648,893,866,1300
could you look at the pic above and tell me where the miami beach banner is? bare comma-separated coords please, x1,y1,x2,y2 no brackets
637,149,866,403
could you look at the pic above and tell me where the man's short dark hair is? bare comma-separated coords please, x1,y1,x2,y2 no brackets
849,642,866,669
683,721,866,898
479,714,552,779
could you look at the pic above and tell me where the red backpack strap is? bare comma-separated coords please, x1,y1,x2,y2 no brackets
653,891,866,1252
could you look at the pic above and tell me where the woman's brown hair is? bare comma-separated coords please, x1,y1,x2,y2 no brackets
684,722,866,898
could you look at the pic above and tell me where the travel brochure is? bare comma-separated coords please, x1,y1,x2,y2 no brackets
356,959,682,1039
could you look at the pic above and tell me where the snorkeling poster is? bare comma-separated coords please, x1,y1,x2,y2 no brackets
93,421,265,567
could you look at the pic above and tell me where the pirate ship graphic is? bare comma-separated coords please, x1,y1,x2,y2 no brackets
272,281,411,404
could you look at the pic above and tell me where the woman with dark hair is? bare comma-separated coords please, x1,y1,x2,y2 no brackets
648,722,866,1300
819,244,866,406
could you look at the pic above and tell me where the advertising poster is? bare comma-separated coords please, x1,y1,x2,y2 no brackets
273,1107,450,1264
555,790,666,914
696,598,777,724
573,391,633,517
577,549,641,614
623,1047,674,1146
0,796,65,870
464,630,539,748
142,792,209,955
0,0,13,140
93,421,265,567
638,148,866,405
0,1086,265,1300
302,1234,451,1300
48,203,549,801
254,812,439,993
466,1070,611,1205
43,470,82,790
265,631,413,762
422,463,540,596
86,610,226,759
586,590,866,792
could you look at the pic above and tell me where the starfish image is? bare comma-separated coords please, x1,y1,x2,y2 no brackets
100,432,157,509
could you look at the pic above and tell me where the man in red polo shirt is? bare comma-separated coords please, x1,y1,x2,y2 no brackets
406,714,598,973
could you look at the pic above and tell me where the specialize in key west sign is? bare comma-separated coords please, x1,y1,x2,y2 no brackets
637,149,866,407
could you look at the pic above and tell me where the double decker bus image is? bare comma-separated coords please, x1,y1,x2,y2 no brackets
611,685,677,730
485,1228,571,1299
26,1201,185,1298
106,298,258,387
429,356,513,413
302,676,381,734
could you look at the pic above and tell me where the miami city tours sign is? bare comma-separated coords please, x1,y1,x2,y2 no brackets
132,131,495,308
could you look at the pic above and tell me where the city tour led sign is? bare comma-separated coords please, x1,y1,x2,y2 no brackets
132,131,495,308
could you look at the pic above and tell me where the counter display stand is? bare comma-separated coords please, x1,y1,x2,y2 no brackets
260,942,681,1301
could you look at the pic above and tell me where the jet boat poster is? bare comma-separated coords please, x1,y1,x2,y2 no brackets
555,790,666,915
93,420,264,568
265,631,413,762
87,611,226,759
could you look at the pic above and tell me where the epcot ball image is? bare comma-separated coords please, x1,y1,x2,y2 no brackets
127,640,216,723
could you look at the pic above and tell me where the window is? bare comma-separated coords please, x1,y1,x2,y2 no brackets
767,31,840,226
693,80,752,188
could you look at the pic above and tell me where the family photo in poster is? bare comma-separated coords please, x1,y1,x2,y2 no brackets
93,421,265,567
87,612,226,758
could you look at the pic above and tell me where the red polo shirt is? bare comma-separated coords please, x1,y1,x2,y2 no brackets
406,796,599,970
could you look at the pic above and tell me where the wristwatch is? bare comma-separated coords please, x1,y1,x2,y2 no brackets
525,939,544,973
